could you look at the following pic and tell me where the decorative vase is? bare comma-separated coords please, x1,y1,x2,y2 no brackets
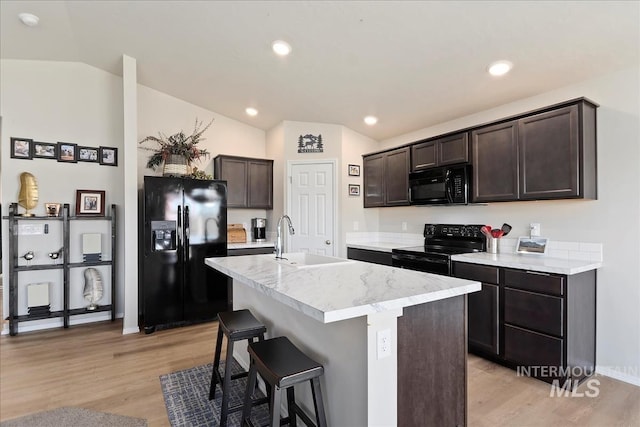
163,154,189,177
18,172,38,216
83,267,104,310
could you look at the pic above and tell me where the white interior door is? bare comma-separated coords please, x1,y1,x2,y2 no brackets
288,161,336,256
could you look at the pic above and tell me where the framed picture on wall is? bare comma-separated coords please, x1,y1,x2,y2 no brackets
33,141,58,159
348,184,360,196
10,137,33,159
78,146,99,162
57,142,78,163
99,146,118,166
75,190,106,217
348,164,360,176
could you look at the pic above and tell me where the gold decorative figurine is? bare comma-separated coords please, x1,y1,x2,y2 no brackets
18,172,38,216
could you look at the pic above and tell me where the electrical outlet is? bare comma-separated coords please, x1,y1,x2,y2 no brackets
401,222,407,231
530,223,541,237
377,328,391,359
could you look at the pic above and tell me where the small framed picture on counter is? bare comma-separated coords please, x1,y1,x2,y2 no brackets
516,237,549,255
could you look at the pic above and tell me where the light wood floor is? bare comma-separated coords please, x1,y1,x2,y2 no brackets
1,318,639,426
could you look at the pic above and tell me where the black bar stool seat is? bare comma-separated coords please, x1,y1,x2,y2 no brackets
210,309,268,427
241,336,328,427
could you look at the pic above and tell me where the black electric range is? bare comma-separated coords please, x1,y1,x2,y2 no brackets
392,224,486,276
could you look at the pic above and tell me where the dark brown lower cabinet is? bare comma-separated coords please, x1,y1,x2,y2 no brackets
453,262,596,387
398,296,466,427
453,262,500,356
346,247,393,266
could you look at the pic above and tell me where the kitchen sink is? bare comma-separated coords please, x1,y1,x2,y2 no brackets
275,253,355,268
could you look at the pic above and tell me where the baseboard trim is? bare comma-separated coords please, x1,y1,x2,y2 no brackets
596,366,640,387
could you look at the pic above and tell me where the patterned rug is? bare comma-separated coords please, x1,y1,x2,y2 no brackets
160,359,270,426
0,407,146,427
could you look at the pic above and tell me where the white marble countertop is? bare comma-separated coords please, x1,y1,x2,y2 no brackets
228,241,275,250
205,253,480,324
451,252,602,275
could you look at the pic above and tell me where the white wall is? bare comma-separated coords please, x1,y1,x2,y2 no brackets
1,59,126,329
375,65,640,385
340,126,379,257
0,58,270,333
136,83,268,232
271,121,374,257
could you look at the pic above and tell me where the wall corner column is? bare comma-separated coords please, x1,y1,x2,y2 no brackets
122,54,139,334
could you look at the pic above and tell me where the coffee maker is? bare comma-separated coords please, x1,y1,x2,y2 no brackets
251,218,266,242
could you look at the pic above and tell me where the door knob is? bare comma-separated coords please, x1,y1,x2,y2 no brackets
325,240,331,245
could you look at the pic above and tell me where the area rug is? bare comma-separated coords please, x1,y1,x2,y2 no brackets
160,359,270,427
0,407,147,427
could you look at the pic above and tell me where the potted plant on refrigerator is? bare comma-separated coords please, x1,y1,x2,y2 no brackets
139,118,213,177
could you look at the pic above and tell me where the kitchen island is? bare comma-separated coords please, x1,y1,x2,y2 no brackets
205,253,480,426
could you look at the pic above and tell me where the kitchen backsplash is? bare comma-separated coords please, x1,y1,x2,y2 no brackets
345,232,603,262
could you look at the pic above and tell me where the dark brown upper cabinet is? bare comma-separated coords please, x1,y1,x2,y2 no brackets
363,146,410,207
214,155,274,209
471,121,519,202
471,99,597,203
411,132,469,172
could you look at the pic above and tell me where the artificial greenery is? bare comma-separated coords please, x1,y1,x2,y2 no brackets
188,167,213,180
139,118,214,170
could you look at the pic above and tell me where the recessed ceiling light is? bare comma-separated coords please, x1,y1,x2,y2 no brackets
488,60,513,77
272,40,292,56
18,12,39,27
364,116,378,126
245,107,258,117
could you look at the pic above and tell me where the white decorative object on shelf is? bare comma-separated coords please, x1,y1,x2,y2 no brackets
83,267,104,310
82,233,102,262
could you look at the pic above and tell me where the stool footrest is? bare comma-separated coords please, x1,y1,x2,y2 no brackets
227,396,269,415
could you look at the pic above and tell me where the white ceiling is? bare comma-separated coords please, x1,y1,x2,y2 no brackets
1,1,638,140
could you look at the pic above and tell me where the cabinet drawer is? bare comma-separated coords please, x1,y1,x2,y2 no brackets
504,325,563,369
504,288,563,336
347,248,393,266
503,269,564,296
453,262,499,284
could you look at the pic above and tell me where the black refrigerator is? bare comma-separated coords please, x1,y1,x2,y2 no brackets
139,176,229,333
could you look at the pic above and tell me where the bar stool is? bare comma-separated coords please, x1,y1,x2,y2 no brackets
210,309,268,427
241,336,328,427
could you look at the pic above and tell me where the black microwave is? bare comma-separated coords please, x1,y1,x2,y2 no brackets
409,165,470,205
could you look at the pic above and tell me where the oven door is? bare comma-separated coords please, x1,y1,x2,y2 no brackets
391,251,451,276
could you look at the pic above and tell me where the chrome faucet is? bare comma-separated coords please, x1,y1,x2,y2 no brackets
275,215,295,259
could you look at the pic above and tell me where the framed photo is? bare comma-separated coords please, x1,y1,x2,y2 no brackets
348,164,360,177
516,237,549,255
75,190,105,217
10,137,33,159
57,142,78,163
348,184,360,196
78,146,99,163
33,141,58,159
99,146,118,166
45,203,61,217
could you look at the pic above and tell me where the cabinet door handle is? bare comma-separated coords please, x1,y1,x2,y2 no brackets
525,270,551,276
414,163,431,168
325,240,332,245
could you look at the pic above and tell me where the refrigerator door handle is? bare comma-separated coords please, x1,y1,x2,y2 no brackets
184,205,190,260
177,205,183,263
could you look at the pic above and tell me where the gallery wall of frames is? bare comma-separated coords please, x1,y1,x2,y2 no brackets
10,136,118,166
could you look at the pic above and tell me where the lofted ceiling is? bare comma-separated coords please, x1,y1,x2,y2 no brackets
1,1,638,141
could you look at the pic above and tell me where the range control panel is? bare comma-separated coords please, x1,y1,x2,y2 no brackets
424,224,485,239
